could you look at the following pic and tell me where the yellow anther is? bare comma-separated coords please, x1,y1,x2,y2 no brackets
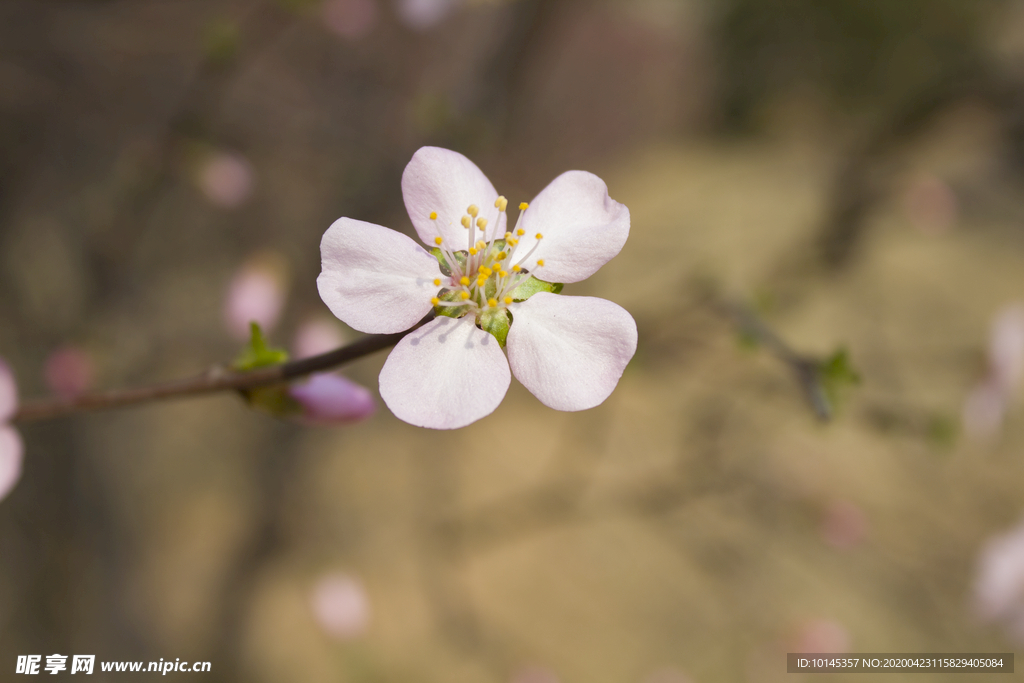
460,276,470,286
434,236,443,245
433,278,441,286
478,265,492,275
431,296,440,306
477,277,486,287
519,202,529,211
476,218,488,230
504,231,512,239
495,251,507,261
535,233,543,240
429,211,438,220
469,247,478,256
498,270,508,278
476,240,486,250
503,296,513,305
495,196,508,212
516,229,525,236
537,259,545,266
467,204,479,217
460,291,470,300
508,238,518,246
512,264,522,272
461,216,471,229
487,298,498,307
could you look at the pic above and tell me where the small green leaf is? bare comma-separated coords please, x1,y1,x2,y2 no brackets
817,347,860,413
431,247,466,276
479,309,511,347
233,322,289,371
509,276,563,302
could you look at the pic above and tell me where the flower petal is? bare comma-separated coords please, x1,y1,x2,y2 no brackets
379,315,510,429
318,217,442,334
516,171,629,283
0,359,17,422
0,425,23,503
288,373,376,424
402,147,507,248
507,292,637,411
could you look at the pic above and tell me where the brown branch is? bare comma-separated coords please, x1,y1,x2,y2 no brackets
12,315,434,423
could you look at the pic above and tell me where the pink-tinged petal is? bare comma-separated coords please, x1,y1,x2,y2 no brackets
516,171,629,283
288,373,376,424
224,253,289,340
402,147,506,248
507,293,636,411
379,315,510,429
0,359,17,422
318,217,442,334
0,425,23,503
310,572,371,640
292,316,348,359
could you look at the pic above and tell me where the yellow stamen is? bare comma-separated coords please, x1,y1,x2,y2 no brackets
429,211,438,220
495,251,507,260
537,259,545,266
499,270,508,278
476,240,486,250
504,231,512,239
519,202,529,211
434,236,443,245
431,296,440,306
495,196,508,212
508,238,518,246
516,229,525,236
433,278,441,286
461,216,471,229
459,291,470,300
488,298,498,307
503,296,513,304
478,266,492,275
469,247,478,255
512,264,522,272
460,276,470,286
477,277,486,287
535,233,543,240
467,204,479,217
476,218,488,230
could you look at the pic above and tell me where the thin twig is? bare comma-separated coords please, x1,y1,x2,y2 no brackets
12,315,434,423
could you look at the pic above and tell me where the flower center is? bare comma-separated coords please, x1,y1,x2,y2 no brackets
427,196,546,324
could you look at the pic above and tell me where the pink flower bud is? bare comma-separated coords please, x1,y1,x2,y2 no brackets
310,573,371,640
197,151,254,208
292,317,348,359
322,0,378,39
288,373,375,424
44,345,94,400
224,252,289,340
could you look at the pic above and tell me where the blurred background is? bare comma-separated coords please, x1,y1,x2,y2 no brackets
2,0,1024,680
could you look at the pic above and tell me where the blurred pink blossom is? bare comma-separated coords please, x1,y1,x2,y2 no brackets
292,316,348,359
288,373,375,424
310,573,371,640
198,151,254,208
395,0,460,31
962,304,1024,440
902,174,958,235
44,346,94,400
0,359,23,503
974,517,1024,642
323,0,378,39
224,252,290,340
510,666,560,683
821,500,868,550
791,618,850,653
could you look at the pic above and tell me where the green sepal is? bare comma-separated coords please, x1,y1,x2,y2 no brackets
509,276,563,302
816,347,861,415
240,384,303,418
431,247,466,276
233,322,289,371
479,309,511,348
433,288,466,319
